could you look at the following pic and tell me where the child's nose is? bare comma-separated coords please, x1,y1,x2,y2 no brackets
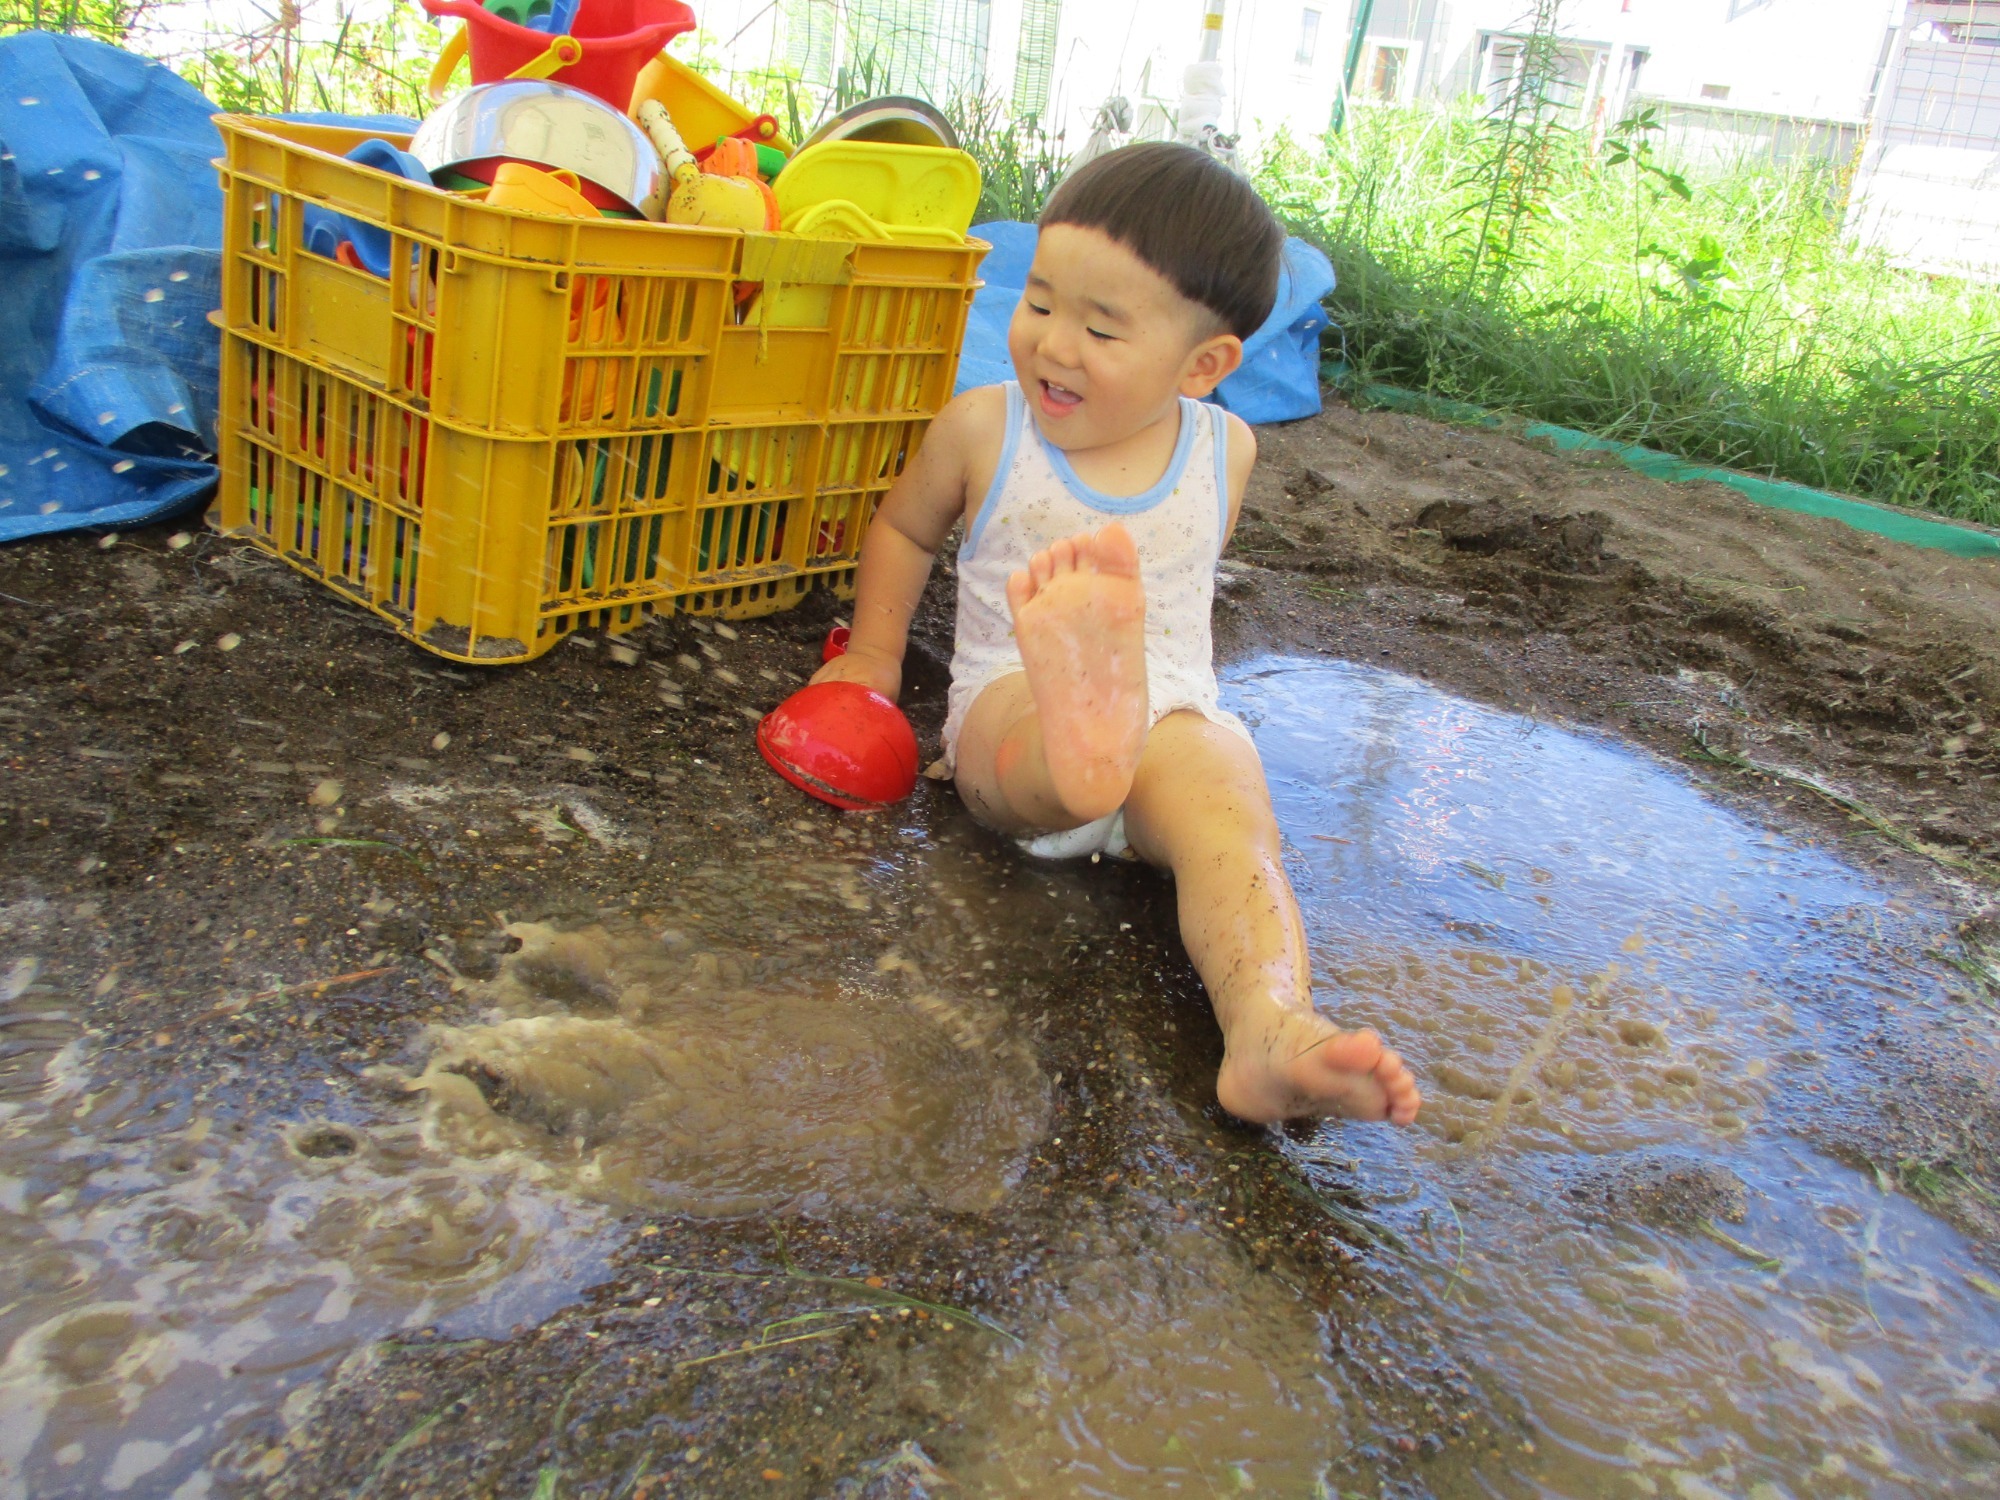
1039,319,1082,368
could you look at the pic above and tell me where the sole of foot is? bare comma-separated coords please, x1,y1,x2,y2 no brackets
1006,522,1150,824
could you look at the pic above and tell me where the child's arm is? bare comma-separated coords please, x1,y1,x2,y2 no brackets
1218,410,1258,545
811,389,992,702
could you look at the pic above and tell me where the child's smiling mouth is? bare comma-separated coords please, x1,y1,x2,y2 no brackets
1038,380,1083,416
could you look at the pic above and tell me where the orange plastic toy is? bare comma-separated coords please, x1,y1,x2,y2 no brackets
703,136,780,228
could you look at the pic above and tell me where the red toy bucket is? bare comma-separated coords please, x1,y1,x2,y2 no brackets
422,0,696,109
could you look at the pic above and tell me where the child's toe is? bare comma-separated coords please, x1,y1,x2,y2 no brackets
1006,568,1033,614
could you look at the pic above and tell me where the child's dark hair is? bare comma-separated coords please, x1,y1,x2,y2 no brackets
1039,142,1283,340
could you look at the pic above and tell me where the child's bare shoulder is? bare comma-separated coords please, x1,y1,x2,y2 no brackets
934,384,1013,518
931,383,1011,449
1221,409,1258,473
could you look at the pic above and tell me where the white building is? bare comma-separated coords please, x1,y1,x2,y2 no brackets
684,2,1351,151
1849,1,2000,277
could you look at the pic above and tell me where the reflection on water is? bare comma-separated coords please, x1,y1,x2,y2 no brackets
0,967,609,1499
949,1213,1355,1496
1233,658,2000,1499
414,920,1048,1216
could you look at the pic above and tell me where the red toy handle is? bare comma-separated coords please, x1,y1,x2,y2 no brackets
821,625,850,663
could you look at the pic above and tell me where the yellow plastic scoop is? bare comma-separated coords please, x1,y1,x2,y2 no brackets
475,162,599,217
774,140,979,239
629,53,794,153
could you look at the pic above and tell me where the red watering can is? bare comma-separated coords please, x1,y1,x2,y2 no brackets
422,0,695,109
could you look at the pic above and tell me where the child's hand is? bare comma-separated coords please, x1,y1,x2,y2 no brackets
810,645,902,701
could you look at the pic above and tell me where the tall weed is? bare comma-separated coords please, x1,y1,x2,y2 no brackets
1261,100,2000,525
6,0,434,116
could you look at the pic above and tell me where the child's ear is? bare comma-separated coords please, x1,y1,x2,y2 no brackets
1178,332,1245,398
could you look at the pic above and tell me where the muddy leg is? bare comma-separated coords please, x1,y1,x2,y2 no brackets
1122,712,1422,1126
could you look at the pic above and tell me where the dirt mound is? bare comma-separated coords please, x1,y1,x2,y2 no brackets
1415,498,1612,571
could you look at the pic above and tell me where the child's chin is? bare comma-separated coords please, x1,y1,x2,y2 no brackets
1031,410,1094,448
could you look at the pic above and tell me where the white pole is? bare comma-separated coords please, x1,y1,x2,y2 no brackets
1179,0,1231,154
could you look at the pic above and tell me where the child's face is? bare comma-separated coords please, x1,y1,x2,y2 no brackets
1007,224,1243,451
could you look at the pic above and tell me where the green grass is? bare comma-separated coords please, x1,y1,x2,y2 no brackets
1256,104,2000,527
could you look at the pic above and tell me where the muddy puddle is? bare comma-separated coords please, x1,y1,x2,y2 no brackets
1229,659,2000,1497
0,658,1995,1497
414,920,1048,1217
0,959,614,1498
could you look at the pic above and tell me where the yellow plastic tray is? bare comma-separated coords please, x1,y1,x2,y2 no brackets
775,140,981,239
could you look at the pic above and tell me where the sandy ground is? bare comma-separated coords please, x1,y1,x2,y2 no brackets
0,391,1995,1496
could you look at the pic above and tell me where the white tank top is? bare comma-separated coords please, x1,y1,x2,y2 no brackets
941,382,1245,766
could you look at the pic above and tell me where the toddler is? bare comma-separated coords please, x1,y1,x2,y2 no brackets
813,142,1421,1126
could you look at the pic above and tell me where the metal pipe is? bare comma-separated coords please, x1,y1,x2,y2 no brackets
1331,0,1379,134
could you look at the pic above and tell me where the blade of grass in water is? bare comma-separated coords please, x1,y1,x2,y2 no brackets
647,1263,1023,1346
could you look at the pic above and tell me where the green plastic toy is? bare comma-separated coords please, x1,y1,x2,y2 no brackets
482,0,552,28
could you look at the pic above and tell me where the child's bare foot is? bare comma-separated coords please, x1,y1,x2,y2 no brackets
1006,523,1149,823
1216,1010,1422,1126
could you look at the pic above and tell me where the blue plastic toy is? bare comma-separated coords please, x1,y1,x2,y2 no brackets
301,139,433,278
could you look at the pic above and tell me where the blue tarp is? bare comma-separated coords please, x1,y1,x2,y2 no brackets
0,33,227,542
958,220,1336,425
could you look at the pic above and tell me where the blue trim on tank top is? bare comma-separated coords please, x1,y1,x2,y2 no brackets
1209,403,1231,543
960,382,1025,562
1032,397,1198,516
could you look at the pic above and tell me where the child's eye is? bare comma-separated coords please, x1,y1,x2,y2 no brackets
1087,328,1116,342
1025,301,1050,316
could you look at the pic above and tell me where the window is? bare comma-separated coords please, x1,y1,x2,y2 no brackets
1700,83,1731,101
1482,34,1599,118
1353,38,1421,105
1369,44,1407,102
1297,7,1321,67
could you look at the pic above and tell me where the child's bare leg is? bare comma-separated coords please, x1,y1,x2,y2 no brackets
954,524,1150,834
1124,712,1422,1126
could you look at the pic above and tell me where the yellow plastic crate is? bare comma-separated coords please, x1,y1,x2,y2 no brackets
208,115,986,662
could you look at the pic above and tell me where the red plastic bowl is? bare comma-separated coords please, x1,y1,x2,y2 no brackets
757,682,918,811
421,0,696,110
